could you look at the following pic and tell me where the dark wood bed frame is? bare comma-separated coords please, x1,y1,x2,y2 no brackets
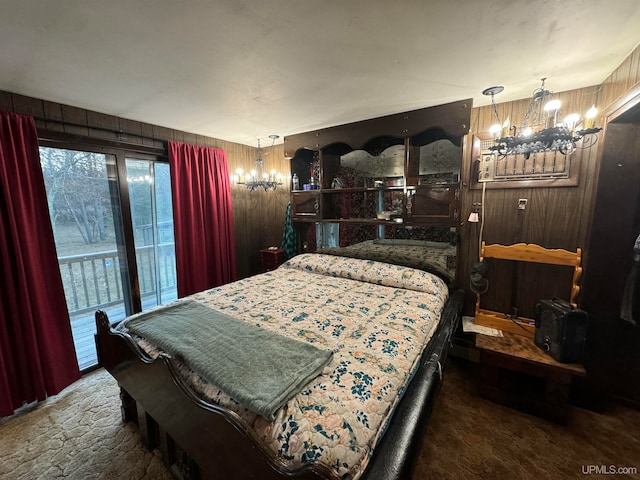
95,289,463,480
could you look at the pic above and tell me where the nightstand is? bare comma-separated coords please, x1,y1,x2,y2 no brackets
476,332,586,424
259,247,285,273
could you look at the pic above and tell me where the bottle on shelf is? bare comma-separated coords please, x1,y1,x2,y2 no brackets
292,173,299,190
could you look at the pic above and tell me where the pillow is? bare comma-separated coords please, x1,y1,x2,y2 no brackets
316,242,454,285
283,253,448,295
372,238,451,248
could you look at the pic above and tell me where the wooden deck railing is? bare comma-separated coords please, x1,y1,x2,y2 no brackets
58,243,177,317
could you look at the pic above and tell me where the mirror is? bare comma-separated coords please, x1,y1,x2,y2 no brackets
417,138,461,185
338,144,405,187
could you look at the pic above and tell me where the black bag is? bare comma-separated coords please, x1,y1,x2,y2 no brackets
534,299,588,363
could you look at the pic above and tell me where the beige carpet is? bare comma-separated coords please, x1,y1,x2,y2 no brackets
1,360,639,480
0,369,172,480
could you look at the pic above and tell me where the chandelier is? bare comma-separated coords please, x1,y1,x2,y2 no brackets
235,134,284,191
483,79,602,158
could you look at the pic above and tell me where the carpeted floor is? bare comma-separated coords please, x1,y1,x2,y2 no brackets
414,359,640,480
0,369,173,480
1,358,638,479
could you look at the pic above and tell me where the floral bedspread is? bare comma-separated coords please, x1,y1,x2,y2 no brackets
121,253,449,479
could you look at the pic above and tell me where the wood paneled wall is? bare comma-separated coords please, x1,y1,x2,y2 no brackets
459,43,640,318
0,90,290,280
598,44,640,109
460,87,602,316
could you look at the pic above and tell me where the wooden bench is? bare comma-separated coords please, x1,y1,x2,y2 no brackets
476,332,586,424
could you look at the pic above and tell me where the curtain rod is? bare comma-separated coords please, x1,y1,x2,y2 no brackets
38,129,167,157
33,116,165,145
34,120,167,156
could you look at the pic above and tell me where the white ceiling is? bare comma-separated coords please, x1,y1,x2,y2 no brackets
1,1,639,146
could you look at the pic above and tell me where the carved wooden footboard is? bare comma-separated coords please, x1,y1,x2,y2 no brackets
95,310,335,480
95,290,463,480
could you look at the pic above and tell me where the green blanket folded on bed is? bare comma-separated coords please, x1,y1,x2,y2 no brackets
125,300,333,420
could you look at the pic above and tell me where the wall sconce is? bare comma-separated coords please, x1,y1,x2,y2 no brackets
468,202,481,223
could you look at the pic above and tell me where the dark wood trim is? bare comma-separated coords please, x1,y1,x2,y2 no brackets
601,81,640,123
580,85,640,403
38,128,167,157
284,99,472,157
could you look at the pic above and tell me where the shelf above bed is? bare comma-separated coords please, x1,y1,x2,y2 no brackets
286,100,471,227
318,218,403,225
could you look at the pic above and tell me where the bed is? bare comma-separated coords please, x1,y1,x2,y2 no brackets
95,252,463,480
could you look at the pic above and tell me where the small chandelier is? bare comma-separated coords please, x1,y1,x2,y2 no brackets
483,79,602,158
235,134,284,191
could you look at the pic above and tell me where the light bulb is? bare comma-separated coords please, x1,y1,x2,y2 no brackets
563,113,580,131
522,127,533,137
544,99,562,127
544,99,561,112
489,124,502,138
501,117,511,138
584,105,598,129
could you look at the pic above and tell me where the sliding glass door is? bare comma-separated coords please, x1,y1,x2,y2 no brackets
39,146,176,370
126,158,177,309
39,146,129,369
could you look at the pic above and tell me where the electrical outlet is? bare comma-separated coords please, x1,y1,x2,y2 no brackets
518,198,527,210
478,155,495,182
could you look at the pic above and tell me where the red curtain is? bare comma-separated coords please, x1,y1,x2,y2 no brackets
168,141,237,297
0,112,80,417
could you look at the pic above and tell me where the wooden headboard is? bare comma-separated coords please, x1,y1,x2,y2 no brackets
474,242,582,337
